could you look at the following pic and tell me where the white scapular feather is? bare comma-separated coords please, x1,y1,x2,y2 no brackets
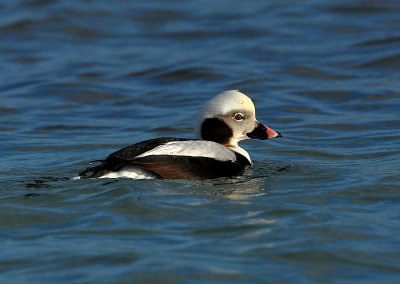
136,140,237,162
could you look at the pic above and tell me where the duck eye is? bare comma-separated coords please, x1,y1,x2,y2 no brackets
234,113,244,121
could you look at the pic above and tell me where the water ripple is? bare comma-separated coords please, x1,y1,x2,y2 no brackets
1,0,400,282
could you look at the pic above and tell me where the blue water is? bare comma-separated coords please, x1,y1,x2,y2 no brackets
1,0,400,282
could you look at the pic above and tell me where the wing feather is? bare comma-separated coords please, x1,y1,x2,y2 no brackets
79,137,246,179
131,155,246,179
136,140,237,162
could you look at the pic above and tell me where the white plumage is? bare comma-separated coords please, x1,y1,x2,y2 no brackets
195,90,256,140
99,165,157,179
136,140,237,162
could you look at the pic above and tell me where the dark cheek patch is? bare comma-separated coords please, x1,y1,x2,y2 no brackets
200,118,233,144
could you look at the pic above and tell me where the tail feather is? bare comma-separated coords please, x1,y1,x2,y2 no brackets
79,160,126,178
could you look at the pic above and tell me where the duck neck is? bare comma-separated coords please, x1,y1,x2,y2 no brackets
228,145,252,164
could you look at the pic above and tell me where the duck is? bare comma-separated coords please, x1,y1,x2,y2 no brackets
78,90,281,180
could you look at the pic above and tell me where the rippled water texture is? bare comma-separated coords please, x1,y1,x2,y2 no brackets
1,0,400,282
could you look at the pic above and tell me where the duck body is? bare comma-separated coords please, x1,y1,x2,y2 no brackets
79,137,251,179
79,90,281,180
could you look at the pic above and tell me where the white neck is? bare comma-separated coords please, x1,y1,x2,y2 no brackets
228,145,252,164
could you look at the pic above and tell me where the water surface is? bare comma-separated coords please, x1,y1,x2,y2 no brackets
1,0,400,282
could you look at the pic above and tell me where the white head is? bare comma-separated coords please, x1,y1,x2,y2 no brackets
195,90,281,148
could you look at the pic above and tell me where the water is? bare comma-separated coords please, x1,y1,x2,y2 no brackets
1,0,400,282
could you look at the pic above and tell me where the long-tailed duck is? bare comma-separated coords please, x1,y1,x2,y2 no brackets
78,90,281,180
